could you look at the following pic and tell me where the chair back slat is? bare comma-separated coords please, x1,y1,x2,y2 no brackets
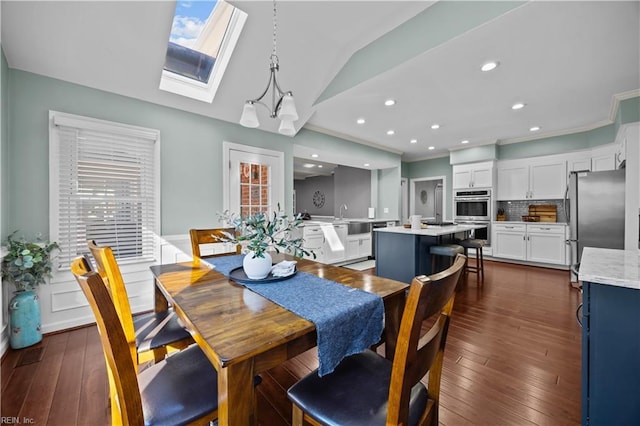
87,239,138,371
189,228,240,263
387,254,465,425
70,257,144,425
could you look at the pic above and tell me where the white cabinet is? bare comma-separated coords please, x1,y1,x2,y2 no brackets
526,224,566,265
492,223,527,260
496,157,566,200
346,234,372,261
453,161,494,189
302,225,325,262
492,223,567,265
567,153,592,175
322,224,347,264
591,145,616,171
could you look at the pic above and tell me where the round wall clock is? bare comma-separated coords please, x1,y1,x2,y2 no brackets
312,190,325,208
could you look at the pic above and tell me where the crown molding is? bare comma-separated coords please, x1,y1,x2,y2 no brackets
302,123,404,155
499,91,640,146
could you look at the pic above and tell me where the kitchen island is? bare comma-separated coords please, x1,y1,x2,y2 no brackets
578,247,640,426
374,224,487,283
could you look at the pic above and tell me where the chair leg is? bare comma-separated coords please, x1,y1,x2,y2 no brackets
292,405,304,426
478,247,485,282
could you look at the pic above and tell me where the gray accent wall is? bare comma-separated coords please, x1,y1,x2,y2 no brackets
333,165,371,218
294,165,373,218
294,175,335,216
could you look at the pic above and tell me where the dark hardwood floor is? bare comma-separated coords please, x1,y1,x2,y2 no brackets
1,260,582,425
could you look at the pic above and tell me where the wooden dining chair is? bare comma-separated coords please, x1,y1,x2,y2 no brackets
70,257,218,426
287,254,466,426
189,227,241,264
87,240,194,366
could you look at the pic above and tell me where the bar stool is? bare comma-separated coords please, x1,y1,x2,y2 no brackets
429,244,464,274
458,238,485,282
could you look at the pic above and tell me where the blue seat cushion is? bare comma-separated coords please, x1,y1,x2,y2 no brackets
429,244,464,257
134,310,192,353
139,345,218,425
287,349,428,426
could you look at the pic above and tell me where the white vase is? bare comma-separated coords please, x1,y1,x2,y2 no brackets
243,251,272,280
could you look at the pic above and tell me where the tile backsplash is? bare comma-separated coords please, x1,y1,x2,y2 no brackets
496,200,567,223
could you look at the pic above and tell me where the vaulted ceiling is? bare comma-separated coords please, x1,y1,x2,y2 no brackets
2,1,639,163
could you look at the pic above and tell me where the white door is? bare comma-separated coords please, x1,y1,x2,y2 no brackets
223,142,285,216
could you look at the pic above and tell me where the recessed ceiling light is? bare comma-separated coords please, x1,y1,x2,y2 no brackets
384,99,396,106
364,163,370,167
481,61,499,72
303,163,315,168
461,140,469,144
428,146,435,150
431,124,440,130
410,139,417,144
530,126,540,132
386,130,395,136
317,165,323,168
311,154,319,158
512,102,525,110
356,118,366,124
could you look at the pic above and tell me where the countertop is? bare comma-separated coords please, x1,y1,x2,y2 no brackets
375,224,487,237
493,221,568,225
301,218,398,225
578,247,640,289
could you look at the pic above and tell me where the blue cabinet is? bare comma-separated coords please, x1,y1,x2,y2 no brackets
581,281,640,425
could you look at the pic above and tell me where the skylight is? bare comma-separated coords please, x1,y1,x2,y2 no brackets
160,0,247,103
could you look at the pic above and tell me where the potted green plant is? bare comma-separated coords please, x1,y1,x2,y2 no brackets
1,231,59,349
218,206,315,279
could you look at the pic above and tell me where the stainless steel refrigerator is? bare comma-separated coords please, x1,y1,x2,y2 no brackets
566,169,625,282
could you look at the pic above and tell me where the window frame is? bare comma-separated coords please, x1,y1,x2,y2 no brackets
49,111,161,271
159,3,248,103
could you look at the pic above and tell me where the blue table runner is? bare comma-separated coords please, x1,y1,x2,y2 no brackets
204,255,384,376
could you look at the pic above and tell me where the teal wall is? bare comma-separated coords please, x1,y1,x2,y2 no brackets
618,97,640,126
450,144,497,165
1,47,7,239
5,68,400,238
497,124,616,160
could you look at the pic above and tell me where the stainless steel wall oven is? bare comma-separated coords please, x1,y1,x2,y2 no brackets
454,189,491,221
454,189,491,245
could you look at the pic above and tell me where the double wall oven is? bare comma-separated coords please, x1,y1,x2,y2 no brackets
454,189,492,245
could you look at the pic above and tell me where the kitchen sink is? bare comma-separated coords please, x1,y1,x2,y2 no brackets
347,222,371,235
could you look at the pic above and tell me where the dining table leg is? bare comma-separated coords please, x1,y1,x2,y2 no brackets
218,358,256,426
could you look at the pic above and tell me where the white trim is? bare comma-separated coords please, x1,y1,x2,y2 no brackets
49,110,161,269
302,123,404,155
52,111,160,141
222,141,285,212
159,7,248,103
409,175,448,221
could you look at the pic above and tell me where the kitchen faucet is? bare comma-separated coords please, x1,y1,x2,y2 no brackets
339,204,348,220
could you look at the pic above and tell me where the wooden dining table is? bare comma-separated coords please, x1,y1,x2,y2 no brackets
149,253,409,426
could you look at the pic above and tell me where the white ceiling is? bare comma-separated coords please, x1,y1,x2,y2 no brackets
2,1,639,164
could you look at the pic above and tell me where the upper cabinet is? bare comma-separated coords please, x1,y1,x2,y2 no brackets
591,145,616,171
496,157,566,200
452,161,495,189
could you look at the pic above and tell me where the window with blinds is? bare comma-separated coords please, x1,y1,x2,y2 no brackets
49,111,160,270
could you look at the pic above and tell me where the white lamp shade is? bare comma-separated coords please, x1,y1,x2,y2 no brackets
278,119,296,136
240,102,259,128
278,94,298,121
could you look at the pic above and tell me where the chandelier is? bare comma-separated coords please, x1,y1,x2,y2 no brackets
239,0,298,135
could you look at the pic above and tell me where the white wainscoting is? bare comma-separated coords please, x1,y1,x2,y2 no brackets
0,233,236,357
0,234,200,358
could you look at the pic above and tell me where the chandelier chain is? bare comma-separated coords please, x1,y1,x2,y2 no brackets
272,0,277,58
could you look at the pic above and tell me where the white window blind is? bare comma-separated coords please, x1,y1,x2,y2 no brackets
50,112,159,270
